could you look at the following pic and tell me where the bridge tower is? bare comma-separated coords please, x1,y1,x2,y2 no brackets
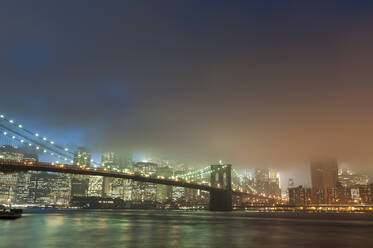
209,164,232,211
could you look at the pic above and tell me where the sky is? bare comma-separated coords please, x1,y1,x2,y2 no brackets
2,1,373,185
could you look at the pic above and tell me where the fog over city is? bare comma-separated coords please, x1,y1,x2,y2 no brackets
2,1,373,184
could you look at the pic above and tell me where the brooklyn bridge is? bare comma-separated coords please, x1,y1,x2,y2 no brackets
0,112,279,211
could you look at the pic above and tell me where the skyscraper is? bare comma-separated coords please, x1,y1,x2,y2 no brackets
254,168,281,197
73,147,91,167
71,147,91,197
101,152,120,168
101,152,120,197
156,166,173,203
0,146,24,204
310,160,338,203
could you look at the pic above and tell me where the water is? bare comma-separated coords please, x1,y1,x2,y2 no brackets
1,210,373,248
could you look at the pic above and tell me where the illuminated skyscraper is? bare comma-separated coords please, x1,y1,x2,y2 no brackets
71,147,91,197
130,162,158,201
0,145,24,161
101,152,120,197
88,176,103,197
156,166,172,203
254,168,281,197
0,146,24,204
28,172,70,205
73,147,91,167
102,152,120,168
310,160,338,203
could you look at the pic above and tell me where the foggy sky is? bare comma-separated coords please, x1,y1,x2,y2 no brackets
2,1,373,183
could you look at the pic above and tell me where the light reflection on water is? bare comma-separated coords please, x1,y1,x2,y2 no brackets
1,210,373,248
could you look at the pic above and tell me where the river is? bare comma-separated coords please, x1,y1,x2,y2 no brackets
1,210,373,248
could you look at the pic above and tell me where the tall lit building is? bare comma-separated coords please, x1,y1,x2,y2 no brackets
102,152,120,168
0,146,24,204
254,168,281,197
88,176,103,197
101,152,120,197
130,162,158,201
73,147,91,167
15,172,31,204
28,172,70,205
0,173,17,205
310,160,338,203
71,147,90,197
288,186,312,205
156,166,172,203
0,145,24,161
310,160,338,191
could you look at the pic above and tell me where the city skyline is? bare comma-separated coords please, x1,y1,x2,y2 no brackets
2,111,373,189
1,143,372,208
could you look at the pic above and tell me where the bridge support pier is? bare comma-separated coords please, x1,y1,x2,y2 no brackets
209,164,232,211
209,190,232,211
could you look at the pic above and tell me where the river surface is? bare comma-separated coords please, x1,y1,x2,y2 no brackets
1,210,373,248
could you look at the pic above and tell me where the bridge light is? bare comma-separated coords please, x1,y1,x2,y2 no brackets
64,148,69,151
28,143,32,146
3,132,7,135
18,124,23,128
35,133,39,137
43,150,47,153
9,120,14,123
20,140,24,143
36,146,40,150
43,137,47,141
0,115,3,118
12,136,15,139
50,141,54,144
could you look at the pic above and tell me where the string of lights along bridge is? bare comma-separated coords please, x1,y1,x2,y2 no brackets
0,113,100,166
0,112,279,210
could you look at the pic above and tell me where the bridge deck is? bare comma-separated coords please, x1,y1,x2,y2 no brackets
0,160,251,195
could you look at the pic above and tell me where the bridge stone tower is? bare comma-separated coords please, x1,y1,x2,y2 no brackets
209,164,232,211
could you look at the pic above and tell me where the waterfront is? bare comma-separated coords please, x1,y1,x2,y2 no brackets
1,210,373,248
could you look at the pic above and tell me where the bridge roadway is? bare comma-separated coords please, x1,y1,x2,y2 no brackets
0,160,250,196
